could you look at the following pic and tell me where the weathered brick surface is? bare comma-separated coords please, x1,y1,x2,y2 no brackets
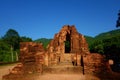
84,53,111,74
46,25,90,65
19,42,45,74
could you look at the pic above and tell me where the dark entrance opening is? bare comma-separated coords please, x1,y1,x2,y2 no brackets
65,33,71,53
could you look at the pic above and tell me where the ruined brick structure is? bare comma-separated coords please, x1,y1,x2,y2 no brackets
2,25,111,80
3,42,45,80
46,25,90,66
45,25,111,73
19,42,45,73
84,53,111,74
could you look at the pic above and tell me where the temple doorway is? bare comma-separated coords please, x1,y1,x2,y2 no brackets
65,33,71,53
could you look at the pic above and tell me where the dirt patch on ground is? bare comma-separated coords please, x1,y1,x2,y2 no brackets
10,73,99,80
35,74,100,80
1,64,120,80
0,63,17,80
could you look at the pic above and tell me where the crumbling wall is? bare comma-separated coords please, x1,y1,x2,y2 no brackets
84,53,111,74
19,42,45,73
2,42,45,80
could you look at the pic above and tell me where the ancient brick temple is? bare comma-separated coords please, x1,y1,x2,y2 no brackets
45,25,111,73
46,25,90,66
2,25,111,80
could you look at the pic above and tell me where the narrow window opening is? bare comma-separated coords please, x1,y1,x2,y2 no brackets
65,33,71,53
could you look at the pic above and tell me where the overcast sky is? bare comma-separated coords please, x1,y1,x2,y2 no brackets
0,0,120,40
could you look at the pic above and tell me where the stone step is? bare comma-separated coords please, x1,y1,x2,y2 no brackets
58,62,73,66
63,54,72,62
43,63,83,74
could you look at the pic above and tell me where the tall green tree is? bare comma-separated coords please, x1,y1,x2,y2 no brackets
2,29,20,50
2,29,20,62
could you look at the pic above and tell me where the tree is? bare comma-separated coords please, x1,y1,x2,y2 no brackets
116,10,120,28
2,29,20,62
2,29,20,50
0,39,11,62
103,35,120,60
89,40,104,54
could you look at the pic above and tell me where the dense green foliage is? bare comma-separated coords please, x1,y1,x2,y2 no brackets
88,29,120,71
34,38,52,49
103,35,120,59
0,38,19,62
2,29,20,50
0,29,32,63
95,29,120,39
20,36,32,42
0,39,11,62
84,35,94,46
89,29,120,54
